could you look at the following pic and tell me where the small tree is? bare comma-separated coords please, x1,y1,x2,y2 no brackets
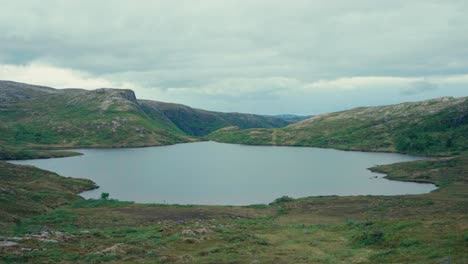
100,192,110,200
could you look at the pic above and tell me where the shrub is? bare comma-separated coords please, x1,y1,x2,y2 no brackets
269,195,295,205
100,192,110,200
355,228,385,246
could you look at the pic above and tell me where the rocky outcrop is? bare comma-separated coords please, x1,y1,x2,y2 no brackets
94,88,138,105
0,80,58,103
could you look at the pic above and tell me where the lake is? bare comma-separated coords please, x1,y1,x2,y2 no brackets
11,142,437,205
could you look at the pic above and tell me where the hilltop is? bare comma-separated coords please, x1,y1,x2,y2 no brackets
0,81,290,159
208,96,468,156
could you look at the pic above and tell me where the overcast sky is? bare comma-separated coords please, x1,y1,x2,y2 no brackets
1,1,467,115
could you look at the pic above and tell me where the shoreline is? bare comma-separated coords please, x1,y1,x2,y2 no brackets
8,142,439,207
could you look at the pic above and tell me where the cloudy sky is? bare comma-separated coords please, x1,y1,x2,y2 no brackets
1,1,467,115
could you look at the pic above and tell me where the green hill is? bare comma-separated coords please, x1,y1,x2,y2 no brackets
0,81,290,159
0,81,191,150
0,161,96,224
140,100,290,136
208,96,468,156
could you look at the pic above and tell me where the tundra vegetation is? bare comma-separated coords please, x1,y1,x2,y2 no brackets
0,81,467,263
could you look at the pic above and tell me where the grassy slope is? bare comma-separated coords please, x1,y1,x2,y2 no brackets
208,96,468,156
0,161,96,226
0,81,290,159
139,100,290,136
0,145,82,160
0,157,466,263
0,85,193,154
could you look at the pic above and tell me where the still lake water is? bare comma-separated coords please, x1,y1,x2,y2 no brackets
11,142,437,205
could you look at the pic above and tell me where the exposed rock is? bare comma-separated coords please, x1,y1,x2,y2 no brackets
179,254,193,263
95,88,137,104
37,239,58,243
20,247,33,252
0,186,16,195
94,88,139,110
180,227,213,236
0,236,22,241
98,243,127,255
182,237,200,244
19,231,75,243
180,229,195,236
0,241,18,247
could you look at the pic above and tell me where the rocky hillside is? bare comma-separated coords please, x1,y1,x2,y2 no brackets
208,96,468,156
0,81,289,158
0,81,57,103
0,81,191,150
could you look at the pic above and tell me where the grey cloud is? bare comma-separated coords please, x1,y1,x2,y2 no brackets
0,0,467,113
2,1,468,78
400,81,438,96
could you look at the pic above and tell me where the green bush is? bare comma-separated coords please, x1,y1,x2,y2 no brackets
100,192,110,200
269,195,295,205
354,228,385,246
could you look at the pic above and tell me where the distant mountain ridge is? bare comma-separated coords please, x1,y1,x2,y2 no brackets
0,80,291,159
266,114,312,123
